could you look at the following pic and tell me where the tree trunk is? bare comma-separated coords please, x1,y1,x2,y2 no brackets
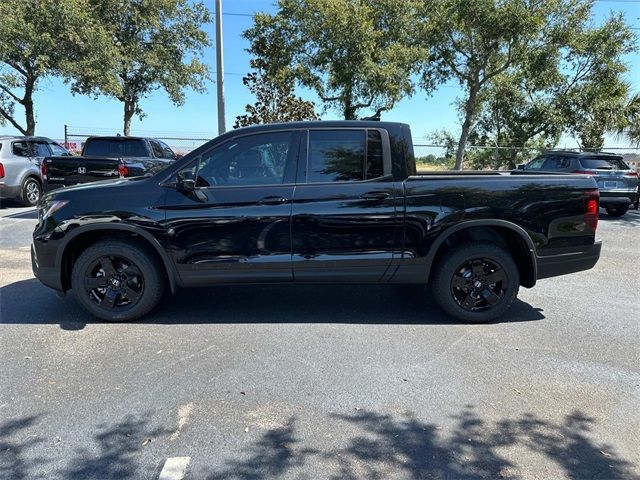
454,84,480,170
23,75,36,135
123,99,135,135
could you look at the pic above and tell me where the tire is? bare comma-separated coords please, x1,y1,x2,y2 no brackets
431,243,520,323
605,205,629,217
21,177,42,207
71,240,165,321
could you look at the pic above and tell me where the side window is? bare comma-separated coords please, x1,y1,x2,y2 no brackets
186,131,296,187
541,155,567,170
525,156,545,170
307,129,385,183
149,140,164,158
12,141,32,157
308,130,365,182
158,141,176,159
31,142,51,157
49,143,70,156
366,130,384,179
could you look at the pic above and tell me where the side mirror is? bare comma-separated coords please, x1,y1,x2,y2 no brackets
176,170,196,192
517,164,526,170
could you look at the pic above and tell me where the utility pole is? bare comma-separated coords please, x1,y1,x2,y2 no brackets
215,0,226,135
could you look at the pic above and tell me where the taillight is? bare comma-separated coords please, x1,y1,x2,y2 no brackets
41,161,48,180
575,170,597,175
0,162,4,179
118,164,129,177
624,171,638,178
585,190,599,232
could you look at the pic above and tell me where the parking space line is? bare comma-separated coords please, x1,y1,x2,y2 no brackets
158,457,191,480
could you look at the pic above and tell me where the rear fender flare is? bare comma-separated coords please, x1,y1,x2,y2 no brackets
424,219,538,287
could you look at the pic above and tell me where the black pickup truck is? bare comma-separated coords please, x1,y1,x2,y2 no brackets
41,136,177,191
32,121,602,323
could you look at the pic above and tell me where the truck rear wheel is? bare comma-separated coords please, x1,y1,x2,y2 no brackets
71,240,164,321
605,205,628,217
431,243,519,323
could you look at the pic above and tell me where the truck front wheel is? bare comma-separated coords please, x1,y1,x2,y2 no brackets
71,240,164,321
432,243,519,323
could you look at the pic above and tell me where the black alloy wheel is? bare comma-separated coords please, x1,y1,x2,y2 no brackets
432,242,519,323
72,240,164,321
84,255,144,311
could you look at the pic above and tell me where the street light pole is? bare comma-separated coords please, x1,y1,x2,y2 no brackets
215,0,226,135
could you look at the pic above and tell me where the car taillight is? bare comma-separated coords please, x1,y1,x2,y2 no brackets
575,170,597,175
41,161,48,180
624,171,638,178
585,190,599,233
0,162,4,179
118,164,129,177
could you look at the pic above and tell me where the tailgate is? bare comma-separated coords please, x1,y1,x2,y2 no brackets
43,156,121,188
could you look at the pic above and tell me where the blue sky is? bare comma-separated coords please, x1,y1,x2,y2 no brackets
1,0,639,151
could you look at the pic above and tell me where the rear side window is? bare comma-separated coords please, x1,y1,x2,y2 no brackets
31,142,51,157
541,155,571,169
579,157,628,170
149,140,176,159
12,141,31,157
307,129,385,183
84,139,147,157
49,143,69,156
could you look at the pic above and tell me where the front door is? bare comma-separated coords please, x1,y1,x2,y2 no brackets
163,130,300,285
291,128,401,282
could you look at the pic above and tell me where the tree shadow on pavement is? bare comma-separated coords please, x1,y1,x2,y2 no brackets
207,418,318,480
0,415,47,480
207,407,639,480
61,413,172,480
0,279,545,328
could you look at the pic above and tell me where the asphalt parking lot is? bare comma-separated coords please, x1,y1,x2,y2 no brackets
1,201,639,480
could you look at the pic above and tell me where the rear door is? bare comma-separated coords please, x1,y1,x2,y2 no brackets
163,130,300,284
291,128,401,282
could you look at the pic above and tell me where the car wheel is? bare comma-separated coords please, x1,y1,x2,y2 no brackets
71,240,164,321
605,205,629,217
431,243,519,323
21,177,42,206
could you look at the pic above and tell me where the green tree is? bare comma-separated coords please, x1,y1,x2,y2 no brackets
234,58,319,128
72,0,210,135
244,0,425,120
558,14,636,150
419,0,592,169
0,0,114,135
619,93,640,147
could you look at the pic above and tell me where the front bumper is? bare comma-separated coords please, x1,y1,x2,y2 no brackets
31,242,64,292
536,241,602,280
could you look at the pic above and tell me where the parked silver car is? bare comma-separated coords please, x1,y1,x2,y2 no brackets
0,136,71,206
519,151,639,217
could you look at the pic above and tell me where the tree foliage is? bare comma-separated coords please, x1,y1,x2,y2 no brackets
244,0,425,120
419,0,595,169
557,13,636,150
234,57,319,128
0,0,114,135
71,0,210,135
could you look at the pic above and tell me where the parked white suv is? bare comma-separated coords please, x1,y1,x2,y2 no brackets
0,136,71,206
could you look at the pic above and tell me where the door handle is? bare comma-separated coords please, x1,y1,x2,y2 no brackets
258,196,289,205
360,191,390,200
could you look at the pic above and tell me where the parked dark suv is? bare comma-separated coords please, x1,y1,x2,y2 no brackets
519,151,639,217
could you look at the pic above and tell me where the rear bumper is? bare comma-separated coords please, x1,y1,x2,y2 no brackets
599,191,637,206
536,241,601,280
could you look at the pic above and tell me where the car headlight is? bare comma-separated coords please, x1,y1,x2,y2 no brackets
40,200,69,222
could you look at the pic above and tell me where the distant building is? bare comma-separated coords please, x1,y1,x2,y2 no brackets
622,153,640,173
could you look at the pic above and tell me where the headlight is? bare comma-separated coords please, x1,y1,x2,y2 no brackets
40,200,69,222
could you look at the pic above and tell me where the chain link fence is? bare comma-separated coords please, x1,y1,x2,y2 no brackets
60,125,640,172
61,125,211,156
